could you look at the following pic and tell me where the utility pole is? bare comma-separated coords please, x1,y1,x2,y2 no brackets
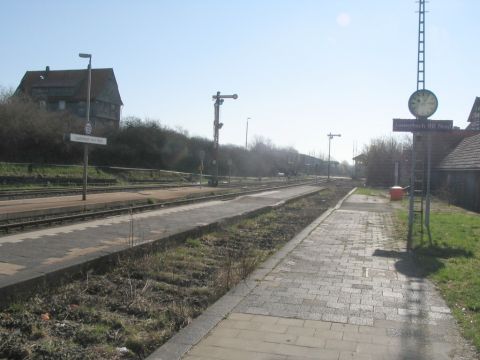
327,133,341,181
79,53,92,201
199,150,205,187
211,91,238,186
245,117,250,149
228,159,232,184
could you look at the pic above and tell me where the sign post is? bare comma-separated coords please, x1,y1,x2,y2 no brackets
392,117,452,248
68,133,107,200
199,150,205,187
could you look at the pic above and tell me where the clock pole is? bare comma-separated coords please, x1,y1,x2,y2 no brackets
394,106,452,247
407,0,436,248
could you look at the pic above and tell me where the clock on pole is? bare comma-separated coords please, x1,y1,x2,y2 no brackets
408,89,438,118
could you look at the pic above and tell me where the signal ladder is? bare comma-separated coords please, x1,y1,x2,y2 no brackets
407,0,428,247
417,0,425,91
408,134,427,243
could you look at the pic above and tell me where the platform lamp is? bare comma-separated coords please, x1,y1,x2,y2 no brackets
327,133,341,181
79,53,92,201
245,117,251,149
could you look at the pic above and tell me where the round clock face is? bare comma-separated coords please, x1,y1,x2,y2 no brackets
408,89,438,118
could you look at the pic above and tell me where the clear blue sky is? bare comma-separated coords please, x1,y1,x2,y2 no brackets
1,1,479,162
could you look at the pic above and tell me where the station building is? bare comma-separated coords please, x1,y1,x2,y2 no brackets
432,97,480,211
15,66,123,133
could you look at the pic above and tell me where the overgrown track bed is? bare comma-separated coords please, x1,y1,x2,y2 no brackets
0,182,354,360
0,180,320,234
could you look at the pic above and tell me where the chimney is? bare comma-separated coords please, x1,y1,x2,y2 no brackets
43,66,50,79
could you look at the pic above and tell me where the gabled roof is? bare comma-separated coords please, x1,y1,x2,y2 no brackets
353,153,366,163
16,68,123,105
466,97,480,130
436,132,480,171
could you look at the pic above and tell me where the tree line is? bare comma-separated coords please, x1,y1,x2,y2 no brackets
361,136,410,186
0,90,351,178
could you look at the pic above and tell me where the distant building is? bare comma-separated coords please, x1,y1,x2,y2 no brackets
466,97,480,130
430,96,480,212
15,66,123,132
433,132,480,212
352,153,366,179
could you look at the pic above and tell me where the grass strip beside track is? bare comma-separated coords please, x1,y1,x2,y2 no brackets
395,201,480,351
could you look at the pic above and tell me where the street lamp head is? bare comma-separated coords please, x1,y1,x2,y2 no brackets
212,93,238,100
79,53,91,59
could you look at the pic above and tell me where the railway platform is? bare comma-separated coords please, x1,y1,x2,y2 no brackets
149,191,478,360
0,184,324,307
0,186,226,221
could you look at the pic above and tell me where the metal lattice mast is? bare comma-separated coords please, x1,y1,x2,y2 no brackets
408,0,428,245
417,0,426,90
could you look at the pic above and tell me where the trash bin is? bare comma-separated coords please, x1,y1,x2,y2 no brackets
389,186,404,201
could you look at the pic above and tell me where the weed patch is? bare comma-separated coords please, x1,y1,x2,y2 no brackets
354,186,388,197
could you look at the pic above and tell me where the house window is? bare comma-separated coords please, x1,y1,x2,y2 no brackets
77,101,86,116
58,100,66,110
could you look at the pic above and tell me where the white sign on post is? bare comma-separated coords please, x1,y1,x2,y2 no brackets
69,133,107,145
84,122,92,135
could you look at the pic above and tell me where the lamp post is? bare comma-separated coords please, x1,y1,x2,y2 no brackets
227,159,232,184
199,150,205,187
245,117,250,149
79,53,92,201
211,91,238,186
327,133,341,181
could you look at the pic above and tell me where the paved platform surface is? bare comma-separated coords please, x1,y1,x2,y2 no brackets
150,193,478,360
0,185,321,297
0,186,226,220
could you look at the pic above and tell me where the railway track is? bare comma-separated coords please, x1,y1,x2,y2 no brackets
0,177,311,200
0,179,327,234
